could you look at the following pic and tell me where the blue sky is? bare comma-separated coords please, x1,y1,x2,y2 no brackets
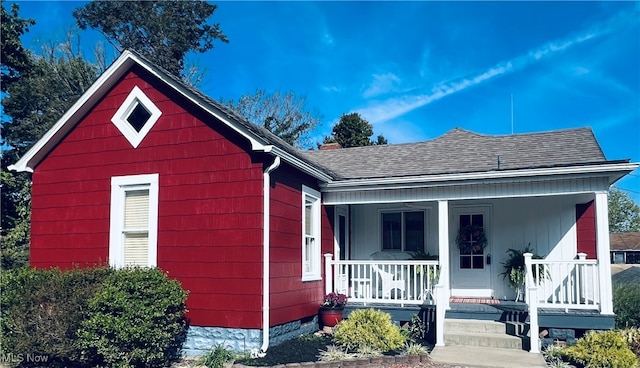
9,1,640,202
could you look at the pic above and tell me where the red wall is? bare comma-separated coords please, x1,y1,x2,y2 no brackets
269,164,333,326
576,201,596,259
31,66,268,328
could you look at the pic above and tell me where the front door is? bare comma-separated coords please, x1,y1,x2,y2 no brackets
450,206,493,298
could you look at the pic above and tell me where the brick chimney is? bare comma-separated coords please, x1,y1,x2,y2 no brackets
319,142,342,150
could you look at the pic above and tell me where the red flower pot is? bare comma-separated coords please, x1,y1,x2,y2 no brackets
319,306,344,327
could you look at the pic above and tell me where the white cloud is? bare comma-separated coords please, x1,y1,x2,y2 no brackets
362,72,402,98
356,9,636,126
321,85,343,93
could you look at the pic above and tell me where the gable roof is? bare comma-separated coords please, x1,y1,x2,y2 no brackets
9,49,333,182
610,232,640,251
10,49,636,187
302,128,629,180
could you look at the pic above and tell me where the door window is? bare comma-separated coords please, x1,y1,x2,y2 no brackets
458,214,485,270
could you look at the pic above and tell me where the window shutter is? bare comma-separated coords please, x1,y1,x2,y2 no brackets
123,189,149,266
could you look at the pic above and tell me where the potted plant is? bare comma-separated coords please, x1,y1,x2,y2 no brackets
499,244,546,301
318,292,347,327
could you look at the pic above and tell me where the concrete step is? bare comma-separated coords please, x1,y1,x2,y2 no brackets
444,331,524,350
444,318,506,334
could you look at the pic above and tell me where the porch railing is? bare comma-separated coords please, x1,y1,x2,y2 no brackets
525,253,600,310
324,254,439,306
524,252,599,353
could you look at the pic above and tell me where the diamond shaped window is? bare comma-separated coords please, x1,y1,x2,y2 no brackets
111,86,162,148
127,102,152,132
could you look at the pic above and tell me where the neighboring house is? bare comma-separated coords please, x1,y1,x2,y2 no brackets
10,50,638,355
610,232,640,264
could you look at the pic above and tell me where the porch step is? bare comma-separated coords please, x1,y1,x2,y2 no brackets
444,318,506,334
443,318,524,350
444,331,524,349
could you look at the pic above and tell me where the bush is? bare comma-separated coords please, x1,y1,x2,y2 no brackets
77,267,189,368
0,266,112,367
614,284,640,328
200,344,235,368
333,309,405,352
562,330,638,368
618,327,640,358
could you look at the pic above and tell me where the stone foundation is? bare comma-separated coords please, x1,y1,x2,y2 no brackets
183,317,318,356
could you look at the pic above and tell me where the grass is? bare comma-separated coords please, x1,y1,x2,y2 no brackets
236,334,332,366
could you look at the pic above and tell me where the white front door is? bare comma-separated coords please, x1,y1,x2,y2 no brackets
450,206,493,298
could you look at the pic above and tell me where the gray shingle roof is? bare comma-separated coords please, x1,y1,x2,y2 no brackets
129,50,619,182
610,232,640,251
301,128,610,180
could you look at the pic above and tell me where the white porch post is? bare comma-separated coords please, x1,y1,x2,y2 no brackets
435,200,450,347
594,192,614,314
437,200,450,309
324,253,334,295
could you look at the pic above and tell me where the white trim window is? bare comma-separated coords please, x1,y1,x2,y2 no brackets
109,174,159,268
380,210,425,252
302,185,321,281
111,86,162,148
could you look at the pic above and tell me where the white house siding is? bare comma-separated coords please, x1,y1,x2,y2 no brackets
348,193,596,300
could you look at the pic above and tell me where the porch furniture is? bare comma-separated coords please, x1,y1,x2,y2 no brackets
372,264,406,299
370,251,407,299
324,254,439,306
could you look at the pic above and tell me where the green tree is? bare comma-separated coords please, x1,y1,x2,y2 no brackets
0,3,34,92
222,89,322,148
1,38,100,269
73,0,228,79
323,112,387,148
609,188,640,233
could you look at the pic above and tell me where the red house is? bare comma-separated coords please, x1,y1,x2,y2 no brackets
11,50,638,355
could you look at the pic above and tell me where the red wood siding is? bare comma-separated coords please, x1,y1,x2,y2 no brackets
269,164,334,326
30,66,266,328
576,201,596,259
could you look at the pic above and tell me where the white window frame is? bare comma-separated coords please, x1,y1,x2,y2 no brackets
109,173,159,268
111,86,162,148
379,209,426,252
302,185,321,281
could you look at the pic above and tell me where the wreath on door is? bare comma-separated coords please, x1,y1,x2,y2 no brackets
456,225,487,253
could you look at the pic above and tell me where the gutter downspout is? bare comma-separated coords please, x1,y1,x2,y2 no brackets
257,156,281,357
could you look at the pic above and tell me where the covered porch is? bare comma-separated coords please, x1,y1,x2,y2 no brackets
322,179,617,352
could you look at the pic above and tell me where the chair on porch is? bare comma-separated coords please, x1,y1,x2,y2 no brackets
370,251,407,299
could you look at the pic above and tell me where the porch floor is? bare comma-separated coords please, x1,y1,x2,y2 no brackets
345,300,614,330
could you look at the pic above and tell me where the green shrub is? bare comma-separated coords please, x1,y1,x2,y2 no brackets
402,342,429,356
77,267,189,368
0,266,112,367
200,344,235,368
618,327,640,358
317,345,355,362
333,309,405,352
614,284,640,328
401,314,426,342
562,330,638,368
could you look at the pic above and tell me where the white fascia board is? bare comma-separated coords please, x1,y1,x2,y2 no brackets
320,162,639,192
123,53,270,152
9,50,270,171
9,51,139,172
270,146,333,183
122,54,333,182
